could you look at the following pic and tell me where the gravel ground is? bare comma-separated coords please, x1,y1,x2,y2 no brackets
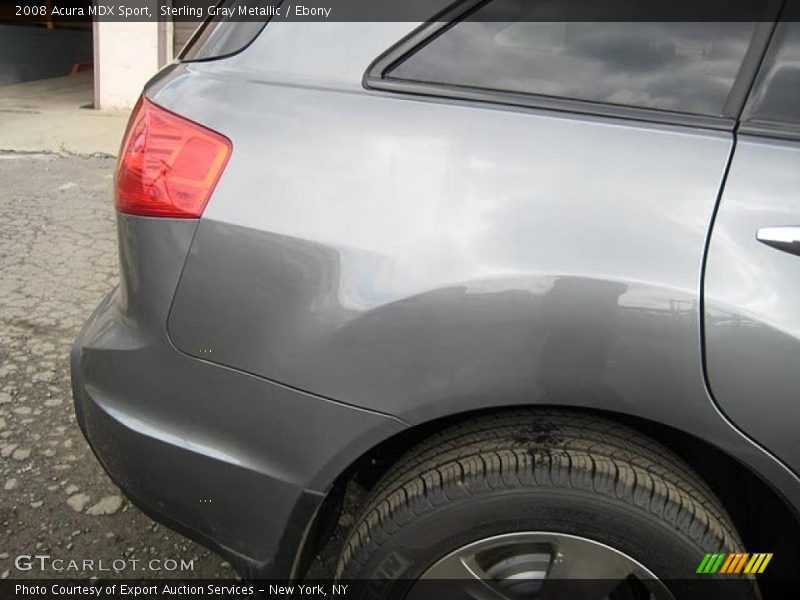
0,153,236,579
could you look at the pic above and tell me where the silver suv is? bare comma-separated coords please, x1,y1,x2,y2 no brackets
72,1,800,597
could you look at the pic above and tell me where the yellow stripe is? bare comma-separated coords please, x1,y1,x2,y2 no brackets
758,554,773,574
719,554,736,574
744,554,762,574
734,553,750,573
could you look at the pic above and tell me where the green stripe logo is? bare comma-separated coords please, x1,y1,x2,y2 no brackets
697,553,726,573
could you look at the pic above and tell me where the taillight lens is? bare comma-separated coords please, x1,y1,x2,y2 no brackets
115,97,232,218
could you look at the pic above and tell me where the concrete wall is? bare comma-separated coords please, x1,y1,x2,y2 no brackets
0,25,92,85
93,22,161,109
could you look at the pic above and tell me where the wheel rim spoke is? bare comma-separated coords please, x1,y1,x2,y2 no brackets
408,547,512,600
407,532,674,600
544,533,636,579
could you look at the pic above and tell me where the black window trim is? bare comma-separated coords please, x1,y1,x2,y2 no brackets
363,0,782,132
739,119,800,140
738,1,800,141
179,0,284,63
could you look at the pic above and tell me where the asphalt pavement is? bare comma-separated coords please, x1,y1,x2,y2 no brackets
0,153,236,579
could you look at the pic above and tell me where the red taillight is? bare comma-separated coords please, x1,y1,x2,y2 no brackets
115,97,232,218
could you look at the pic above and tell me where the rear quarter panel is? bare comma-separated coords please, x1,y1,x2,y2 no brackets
151,22,800,512
158,41,731,429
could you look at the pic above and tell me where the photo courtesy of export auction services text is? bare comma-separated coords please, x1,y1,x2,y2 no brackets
13,583,351,597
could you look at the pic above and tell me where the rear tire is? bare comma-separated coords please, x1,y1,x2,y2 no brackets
336,410,758,599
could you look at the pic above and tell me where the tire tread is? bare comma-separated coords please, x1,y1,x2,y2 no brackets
336,410,744,578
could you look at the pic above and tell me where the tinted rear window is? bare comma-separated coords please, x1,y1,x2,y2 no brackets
388,0,761,117
180,0,280,61
743,1,800,129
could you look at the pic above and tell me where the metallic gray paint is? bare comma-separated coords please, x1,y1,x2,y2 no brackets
705,136,800,474
72,17,800,581
164,64,731,422
71,215,405,575
156,45,800,513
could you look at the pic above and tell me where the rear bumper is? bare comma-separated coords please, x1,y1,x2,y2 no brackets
72,322,313,577
70,216,405,578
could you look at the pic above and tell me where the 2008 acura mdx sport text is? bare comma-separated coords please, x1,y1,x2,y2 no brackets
71,1,800,598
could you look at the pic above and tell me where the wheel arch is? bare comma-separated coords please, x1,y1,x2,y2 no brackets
294,405,800,581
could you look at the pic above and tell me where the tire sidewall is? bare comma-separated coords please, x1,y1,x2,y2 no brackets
342,487,754,599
